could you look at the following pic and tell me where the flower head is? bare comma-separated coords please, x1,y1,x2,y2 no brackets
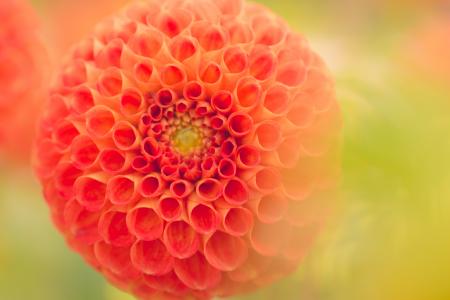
0,0,49,162
34,0,341,298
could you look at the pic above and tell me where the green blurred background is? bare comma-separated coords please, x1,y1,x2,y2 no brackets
1,0,450,299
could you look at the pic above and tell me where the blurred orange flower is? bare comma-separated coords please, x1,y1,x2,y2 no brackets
0,0,49,162
406,13,450,86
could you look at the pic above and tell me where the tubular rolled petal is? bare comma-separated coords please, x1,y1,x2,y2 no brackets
223,46,248,74
170,36,198,62
217,158,236,179
160,64,187,89
63,200,102,245
85,105,116,138
236,144,261,169
174,252,222,291
74,175,107,211
120,88,145,117
126,203,164,241
112,121,141,150
97,67,125,97
143,271,189,296
183,81,205,101
249,45,277,81
170,179,193,198
139,173,165,198
188,201,219,234
99,210,135,247
250,193,288,224
227,112,253,137
196,178,222,202
222,177,249,205
99,148,131,174
221,206,253,237
211,90,234,114
107,175,139,205
131,239,174,275
220,137,237,158
53,120,80,151
158,195,183,221
71,86,96,114
163,220,200,259
70,135,100,169
253,120,282,151
247,167,282,194
235,77,261,111
128,27,163,58
204,231,248,271
94,241,135,275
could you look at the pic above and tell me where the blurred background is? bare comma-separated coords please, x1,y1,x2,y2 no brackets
1,0,450,299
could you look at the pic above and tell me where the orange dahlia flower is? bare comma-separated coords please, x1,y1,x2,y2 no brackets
0,0,49,162
34,0,341,298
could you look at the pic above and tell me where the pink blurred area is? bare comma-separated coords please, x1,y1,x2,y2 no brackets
42,0,130,61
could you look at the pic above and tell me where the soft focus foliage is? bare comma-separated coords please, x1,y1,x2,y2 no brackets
33,0,340,298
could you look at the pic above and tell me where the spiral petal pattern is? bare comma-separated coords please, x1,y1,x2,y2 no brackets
34,0,341,298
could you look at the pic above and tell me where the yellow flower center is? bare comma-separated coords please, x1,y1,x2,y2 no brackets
172,126,202,155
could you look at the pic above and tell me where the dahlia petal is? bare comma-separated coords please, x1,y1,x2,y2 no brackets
74,175,107,211
99,148,132,174
235,77,262,111
107,174,140,205
143,271,189,296
98,210,135,247
236,144,261,170
227,112,253,137
85,105,117,138
249,45,277,81
52,120,80,151
70,85,96,115
64,200,102,245
187,201,219,234
94,241,137,275
159,64,187,90
196,178,222,202
131,239,174,275
222,177,249,205
183,81,206,101
126,202,164,241
120,87,145,118
163,220,200,259
217,158,237,179
112,120,141,151
158,195,183,222
174,252,222,291
218,205,253,237
247,193,288,224
95,38,124,68
204,231,248,272
211,90,234,114
252,120,283,151
128,27,164,58
170,179,194,198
